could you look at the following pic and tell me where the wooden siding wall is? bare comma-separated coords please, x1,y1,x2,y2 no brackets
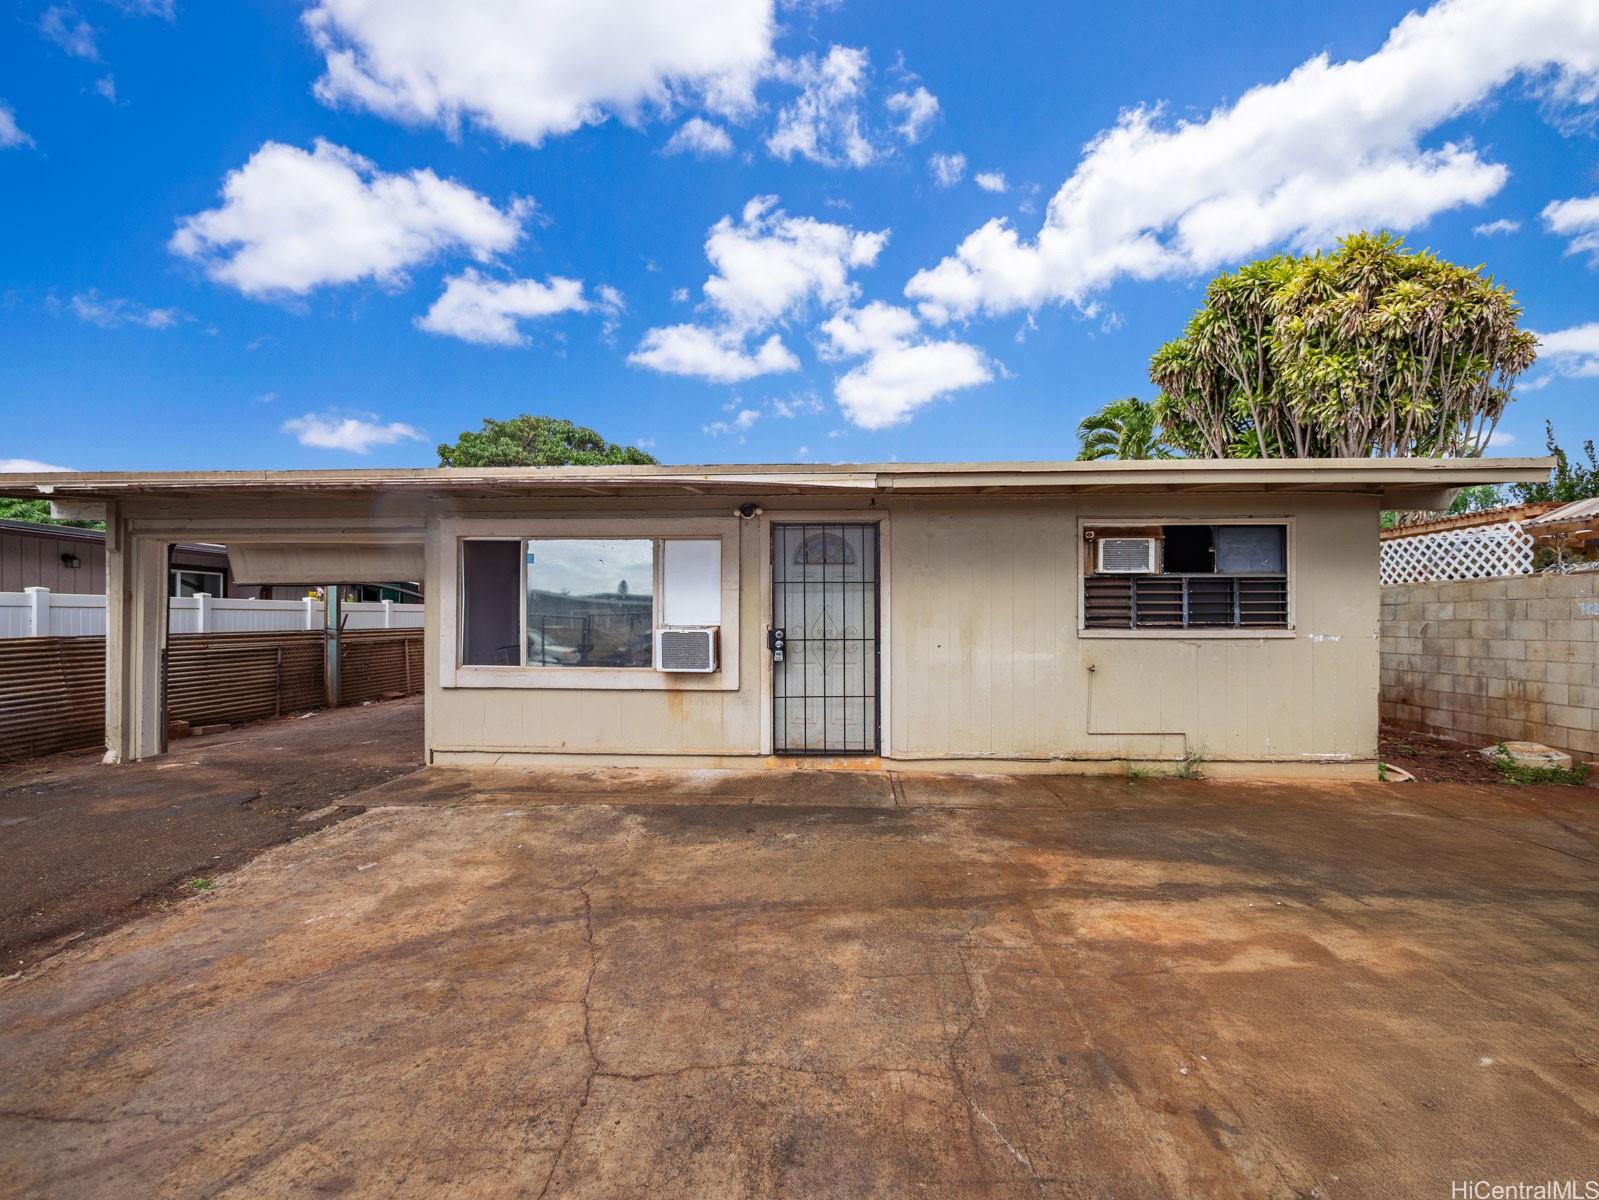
429,494,1381,768
0,528,107,593
0,526,246,596
0,628,422,763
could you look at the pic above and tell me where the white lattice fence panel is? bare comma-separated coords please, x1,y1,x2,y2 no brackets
1380,521,1534,585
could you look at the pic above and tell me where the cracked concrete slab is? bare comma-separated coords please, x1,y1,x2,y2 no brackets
1,769,1596,1198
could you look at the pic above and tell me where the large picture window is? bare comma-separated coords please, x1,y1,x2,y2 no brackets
1082,522,1290,632
526,539,654,667
458,536,721,670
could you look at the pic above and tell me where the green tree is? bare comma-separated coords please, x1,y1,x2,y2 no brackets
1509,422,1598,503
0,497,103,528
1149,232,1537,458
1447,484,1506,514
1075,397,1175,460
438,415,657,468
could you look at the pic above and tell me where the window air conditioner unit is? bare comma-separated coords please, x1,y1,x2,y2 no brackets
655,627,719,673
1096,537,1158,574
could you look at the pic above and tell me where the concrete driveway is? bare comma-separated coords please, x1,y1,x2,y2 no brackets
2,767,1596,1199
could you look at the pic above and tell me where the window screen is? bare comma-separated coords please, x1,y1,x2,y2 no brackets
461,540,522,665
1214,525,1286,574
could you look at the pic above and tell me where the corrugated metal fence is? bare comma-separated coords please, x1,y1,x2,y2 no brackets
0,628,423,763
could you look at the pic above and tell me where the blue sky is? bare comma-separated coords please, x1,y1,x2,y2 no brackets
2,0,1597,471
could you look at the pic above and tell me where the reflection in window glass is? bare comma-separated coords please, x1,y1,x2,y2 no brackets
526,539,654,667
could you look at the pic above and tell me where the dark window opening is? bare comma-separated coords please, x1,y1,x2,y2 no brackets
1162,524,1214,573
461,540,522,665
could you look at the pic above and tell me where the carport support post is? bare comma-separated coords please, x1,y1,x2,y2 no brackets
323,586,341,709
103,505,168,763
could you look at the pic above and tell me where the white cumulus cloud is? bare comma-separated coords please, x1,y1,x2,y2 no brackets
974,170,1007,193
303,0,775,147
699,195,887,329
665,116,734,157
1472,217,1520,236
767,45,879,167
1542,194,1599,263
416,270,597,346
630,326,799,383
884,85,938,143
282,412,426,454
907,0,1599,323
1535,322,1599,378
170,139,529,297
630,197,885,383
817,302,991,429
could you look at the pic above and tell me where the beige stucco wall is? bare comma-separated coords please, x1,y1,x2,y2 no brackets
427,492,1382,775
1380,573,1599,761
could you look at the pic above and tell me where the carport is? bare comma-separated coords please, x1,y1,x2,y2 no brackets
83,493,426,762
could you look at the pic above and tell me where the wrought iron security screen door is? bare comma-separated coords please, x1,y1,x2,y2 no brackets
770,523,880,754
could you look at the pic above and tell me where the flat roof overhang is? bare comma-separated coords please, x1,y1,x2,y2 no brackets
0,457,1555,510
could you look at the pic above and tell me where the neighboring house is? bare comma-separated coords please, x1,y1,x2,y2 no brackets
0,518,422,602
1524,497,1599,568
0,458,1548,776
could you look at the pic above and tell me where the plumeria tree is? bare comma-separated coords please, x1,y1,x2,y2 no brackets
1148,232,1537,459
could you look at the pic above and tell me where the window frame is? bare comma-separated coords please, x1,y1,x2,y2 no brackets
170,568,225,598
438,516,741,691
1076,515,1297,639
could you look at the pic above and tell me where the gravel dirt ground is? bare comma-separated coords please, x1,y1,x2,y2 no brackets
1,762,1596,1198
0,697,424,973
1378,726,1521,785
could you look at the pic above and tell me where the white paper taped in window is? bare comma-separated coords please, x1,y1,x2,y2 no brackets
662,540,721,626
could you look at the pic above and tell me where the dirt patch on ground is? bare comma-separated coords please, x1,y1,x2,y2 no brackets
1380,725,1531,785
1,766,1596,1197
0,698,423,973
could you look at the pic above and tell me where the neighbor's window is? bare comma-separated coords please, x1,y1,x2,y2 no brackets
170,568,225,597
1083,523,1289,631
525,539,654,667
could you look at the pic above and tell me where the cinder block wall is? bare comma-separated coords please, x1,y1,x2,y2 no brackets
1380,573,1599,761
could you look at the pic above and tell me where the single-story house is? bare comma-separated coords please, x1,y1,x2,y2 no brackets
0,458,1548,777
0,517,423,602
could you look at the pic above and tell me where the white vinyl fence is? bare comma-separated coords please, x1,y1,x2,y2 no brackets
0,589,424,639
